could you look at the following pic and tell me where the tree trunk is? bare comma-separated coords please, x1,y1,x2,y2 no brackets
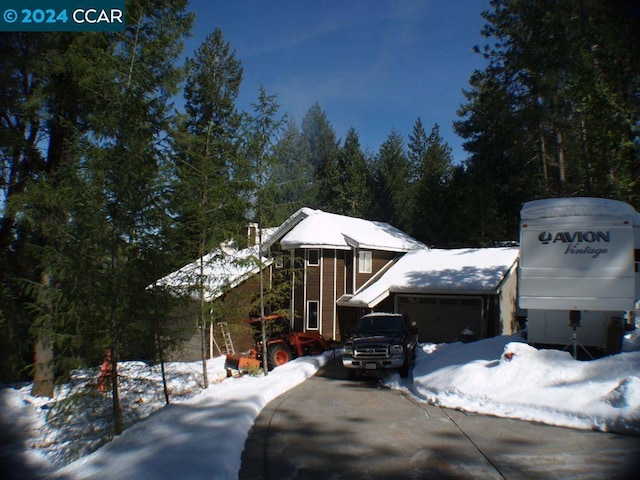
539,124,549,194
110,345,123,435
32,334,54,398
111,224,123,435
199,252,209,389
556,129,566,192
580,114,593,195
154,314,170,405
32,272,54,398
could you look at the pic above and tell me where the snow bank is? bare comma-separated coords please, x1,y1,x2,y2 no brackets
389,336,640,434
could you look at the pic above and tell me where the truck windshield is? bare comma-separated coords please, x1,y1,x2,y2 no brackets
354,316,403,334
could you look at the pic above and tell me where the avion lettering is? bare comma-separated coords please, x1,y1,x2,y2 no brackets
563,243,608,259
537,230,610,245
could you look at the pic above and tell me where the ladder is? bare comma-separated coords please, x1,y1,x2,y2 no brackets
219,322,235,355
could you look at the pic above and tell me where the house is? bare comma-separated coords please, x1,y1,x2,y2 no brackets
157,208,520,359
154,228,276,361
337,247,520,342
262,208,520,343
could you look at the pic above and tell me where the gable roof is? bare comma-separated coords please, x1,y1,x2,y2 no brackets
265,208,425,252
154,245,270,302
340,247,519,308
154,227,277,302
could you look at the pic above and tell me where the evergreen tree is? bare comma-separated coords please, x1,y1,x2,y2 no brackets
83,0,192,432
455,70,524,244
244,86,287,228
300,103,340,211
407,118,428,186
372,130,412,232
170,28,246,388
1,2,193,411
270,120,315,222
337,127,371,217
411,122,454,246
456,0,640,244
243,85,286,373
0,32,91,390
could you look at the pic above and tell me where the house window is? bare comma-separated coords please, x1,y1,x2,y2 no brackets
358,250,372,273
307,249,319,266
306,301,319,330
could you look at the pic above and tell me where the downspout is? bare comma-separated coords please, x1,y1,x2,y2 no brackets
352,248,357,293
333,251,337,340
319,248,324,334
303,249,307,331
290,250,295,330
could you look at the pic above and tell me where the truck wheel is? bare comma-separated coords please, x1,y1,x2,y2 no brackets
268,344,291,369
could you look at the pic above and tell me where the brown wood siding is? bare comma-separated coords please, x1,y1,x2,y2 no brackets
355,250,397,290
306,253,321,301
336,250,346,298
292,248,305,332
304,249,321,333
321,250,336,339
345,251,354,294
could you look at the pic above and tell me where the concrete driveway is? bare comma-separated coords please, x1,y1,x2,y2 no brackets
239,356,640,479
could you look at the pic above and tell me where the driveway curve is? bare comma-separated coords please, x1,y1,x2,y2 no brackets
239,356,640,480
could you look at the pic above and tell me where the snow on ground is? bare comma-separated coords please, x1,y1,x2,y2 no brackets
1,332,639,479
386,334,640,434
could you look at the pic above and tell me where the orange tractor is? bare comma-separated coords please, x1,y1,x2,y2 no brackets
225,315,331,372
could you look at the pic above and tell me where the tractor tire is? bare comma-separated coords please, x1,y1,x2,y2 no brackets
267,344,292,369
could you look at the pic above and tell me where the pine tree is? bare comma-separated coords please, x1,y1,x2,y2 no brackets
243,85,286,373
372,130,412,232
301,103,340,211
0,32,108,394
338,127,371,217
270,120,315,222
411,122,454,246
78,0,193,432
456,0,640,241
170,28,246,388
244,86,287,227
454,70,523,244
407,118,428,186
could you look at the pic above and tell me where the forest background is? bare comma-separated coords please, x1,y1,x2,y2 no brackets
1,0,639,430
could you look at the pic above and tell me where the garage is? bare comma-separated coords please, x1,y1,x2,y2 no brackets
339,247,520,344
396,295,483,343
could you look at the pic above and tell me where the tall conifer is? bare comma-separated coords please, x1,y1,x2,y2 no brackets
170,28,245,387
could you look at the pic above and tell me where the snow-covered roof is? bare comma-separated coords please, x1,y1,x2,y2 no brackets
154,227,277,302
270,208,425,252
154,245,270,302
341,247,519,308
521,197,640,225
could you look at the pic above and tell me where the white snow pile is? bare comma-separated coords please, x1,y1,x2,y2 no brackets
386,334,640,434
1,332,639,479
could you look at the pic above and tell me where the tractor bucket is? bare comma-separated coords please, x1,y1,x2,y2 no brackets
225,352,261,372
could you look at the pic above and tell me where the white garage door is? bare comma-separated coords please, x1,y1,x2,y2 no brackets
396,295,483,343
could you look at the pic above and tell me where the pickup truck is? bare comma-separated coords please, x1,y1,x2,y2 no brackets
342,312,418,379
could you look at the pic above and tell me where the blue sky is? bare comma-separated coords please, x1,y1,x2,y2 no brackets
185,0,491,163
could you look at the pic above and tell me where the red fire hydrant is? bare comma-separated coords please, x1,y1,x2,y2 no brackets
97,350,112,393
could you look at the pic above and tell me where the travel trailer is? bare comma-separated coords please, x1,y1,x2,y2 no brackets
518,197,640,352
